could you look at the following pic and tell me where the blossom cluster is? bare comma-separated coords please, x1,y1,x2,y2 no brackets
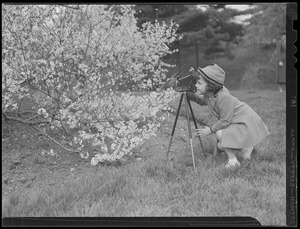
68,88,177,165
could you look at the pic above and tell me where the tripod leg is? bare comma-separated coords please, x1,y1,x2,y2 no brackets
184,93,196,171
186,96,207,158
166,93,184,162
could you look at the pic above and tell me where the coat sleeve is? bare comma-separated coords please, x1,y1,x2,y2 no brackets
211,95,234,133
188,93,207,106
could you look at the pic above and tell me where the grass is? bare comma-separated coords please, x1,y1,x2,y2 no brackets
2,89,286,226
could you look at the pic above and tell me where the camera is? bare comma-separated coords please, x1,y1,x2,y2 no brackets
175,73,197,93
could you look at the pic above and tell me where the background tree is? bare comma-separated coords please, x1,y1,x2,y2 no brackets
143,3,286,90
134,4,246,72
246,3,286,41
235,3,286,89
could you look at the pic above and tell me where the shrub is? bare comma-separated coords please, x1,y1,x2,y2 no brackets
2,4,180,164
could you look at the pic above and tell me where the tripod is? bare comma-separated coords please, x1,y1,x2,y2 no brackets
166,92,206,171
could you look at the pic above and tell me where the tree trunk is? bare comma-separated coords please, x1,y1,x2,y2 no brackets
195,43,199,68
176,40,181,72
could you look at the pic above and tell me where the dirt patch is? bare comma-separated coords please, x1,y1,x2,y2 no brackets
2,124,87,196
2,115,204,197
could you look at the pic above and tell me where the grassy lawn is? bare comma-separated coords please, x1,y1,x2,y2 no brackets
2,89,286,226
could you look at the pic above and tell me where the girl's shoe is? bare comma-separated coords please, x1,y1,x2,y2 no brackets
225,158,240,169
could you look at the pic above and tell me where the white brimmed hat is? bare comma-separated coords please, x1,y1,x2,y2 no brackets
197,63,225,85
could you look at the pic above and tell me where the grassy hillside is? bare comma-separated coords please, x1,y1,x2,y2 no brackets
2,89,286,226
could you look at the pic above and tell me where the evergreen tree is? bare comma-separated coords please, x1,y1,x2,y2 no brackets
244,3,286,42
134,4,246,64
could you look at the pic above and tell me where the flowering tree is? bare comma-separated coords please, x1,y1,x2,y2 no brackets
2,4,179,165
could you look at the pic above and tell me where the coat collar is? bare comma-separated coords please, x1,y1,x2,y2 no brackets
214,86,223,98
204,86,224,100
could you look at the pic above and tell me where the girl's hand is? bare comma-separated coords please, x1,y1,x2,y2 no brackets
189,67,195,72
195,126,212,138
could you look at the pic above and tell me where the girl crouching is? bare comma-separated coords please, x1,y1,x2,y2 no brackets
189,63,270,168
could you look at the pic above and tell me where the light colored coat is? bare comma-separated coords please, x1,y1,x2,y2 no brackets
190,87,270,149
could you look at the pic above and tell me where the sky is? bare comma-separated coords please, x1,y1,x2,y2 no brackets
197,4,254,25
227,5,254,25
225,4,252,11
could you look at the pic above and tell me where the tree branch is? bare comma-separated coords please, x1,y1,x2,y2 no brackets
30,125,80,154
3,112,79,154
2,112,50,125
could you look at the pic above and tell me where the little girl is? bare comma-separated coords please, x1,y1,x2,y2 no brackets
189,63,270,168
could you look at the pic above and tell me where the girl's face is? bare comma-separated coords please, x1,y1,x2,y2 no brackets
195,76,208,95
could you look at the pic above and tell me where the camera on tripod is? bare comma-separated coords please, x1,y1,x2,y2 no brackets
166,67,206,171
175,73,198,93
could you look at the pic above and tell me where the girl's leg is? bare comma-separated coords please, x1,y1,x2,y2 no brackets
217,142,224,151
213,130,224,157
216,130,240,167
223,147,240,168
216,130,223,151
241,146,254,159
